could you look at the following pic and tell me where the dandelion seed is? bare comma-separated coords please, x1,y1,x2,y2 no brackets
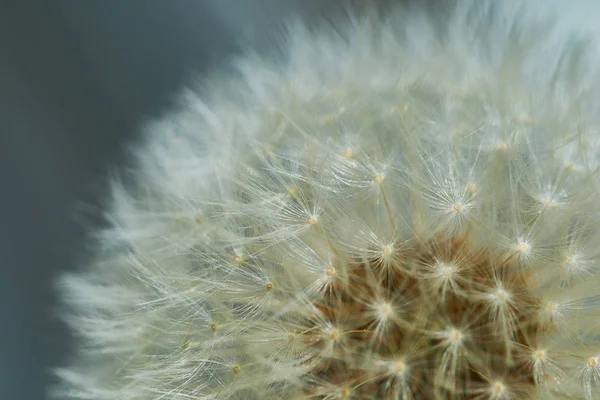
580,355,600,400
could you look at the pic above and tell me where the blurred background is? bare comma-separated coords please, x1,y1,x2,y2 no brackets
1,0,597,399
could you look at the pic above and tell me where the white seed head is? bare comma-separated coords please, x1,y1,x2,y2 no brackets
53,2,600,400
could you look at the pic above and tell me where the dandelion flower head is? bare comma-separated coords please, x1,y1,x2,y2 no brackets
54,2,600,399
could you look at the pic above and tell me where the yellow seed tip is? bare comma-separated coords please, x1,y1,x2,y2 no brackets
588,357,597,367
395,361,406,374
492,381,505,394
330,329,341,341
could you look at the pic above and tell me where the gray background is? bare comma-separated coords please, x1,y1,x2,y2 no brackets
1,1,431,398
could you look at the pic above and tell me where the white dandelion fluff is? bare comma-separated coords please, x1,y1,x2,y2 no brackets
53,1,600,399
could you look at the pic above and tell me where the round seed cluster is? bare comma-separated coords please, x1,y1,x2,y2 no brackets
55,3,600,400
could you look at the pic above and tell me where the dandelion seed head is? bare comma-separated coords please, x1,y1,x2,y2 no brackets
54,2,600,400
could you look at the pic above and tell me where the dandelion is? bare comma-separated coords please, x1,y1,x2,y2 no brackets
53,2,600,399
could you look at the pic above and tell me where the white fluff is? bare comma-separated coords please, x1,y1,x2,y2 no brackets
53,1,600,399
